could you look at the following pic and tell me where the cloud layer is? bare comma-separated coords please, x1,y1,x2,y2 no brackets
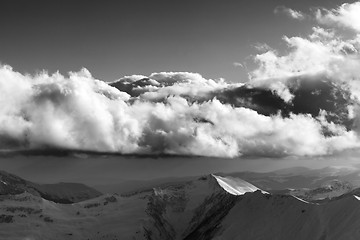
0,65,359,158
2,2,360,158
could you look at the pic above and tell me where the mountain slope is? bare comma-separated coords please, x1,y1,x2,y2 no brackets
204,192,360,240
226,166,360,191
291,179,353,201
3,171,360,240
0,170,101,203
0,192,149,240
0,174,256,240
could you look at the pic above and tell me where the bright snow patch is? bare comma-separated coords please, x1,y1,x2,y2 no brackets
292,195,310,204
0,180,7,185
212,174,268,195
353,195,360,201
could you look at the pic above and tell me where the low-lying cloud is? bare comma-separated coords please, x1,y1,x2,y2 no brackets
2,2,360,158
0,65,359,158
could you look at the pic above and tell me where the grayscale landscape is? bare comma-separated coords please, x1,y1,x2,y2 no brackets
3,166,360,239
1,0,360,239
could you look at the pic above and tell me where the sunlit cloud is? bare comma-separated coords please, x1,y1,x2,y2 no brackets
2,2,360,159
315,2,360,32
0,63,359,158
274,6,306,20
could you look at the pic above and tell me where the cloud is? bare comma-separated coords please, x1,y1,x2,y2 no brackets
2,2,360,159
242,2,360,154
315,2,360,32
274,6,306,20
250,34,349,80
233,62,244,68
110,72,236,101
253,43,272,52
250,2,360,107
0,63,359,158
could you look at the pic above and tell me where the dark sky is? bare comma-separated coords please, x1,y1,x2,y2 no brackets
0,0,348,82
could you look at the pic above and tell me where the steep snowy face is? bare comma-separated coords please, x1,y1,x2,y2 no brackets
212,174,268,195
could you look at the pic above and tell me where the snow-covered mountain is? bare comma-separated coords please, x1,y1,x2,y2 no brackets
2,171,360,240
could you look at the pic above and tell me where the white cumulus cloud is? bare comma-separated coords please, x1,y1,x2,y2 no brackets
0,64,359,158
316,2,360,32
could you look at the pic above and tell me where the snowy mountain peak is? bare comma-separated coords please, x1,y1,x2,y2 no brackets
211,174,268,195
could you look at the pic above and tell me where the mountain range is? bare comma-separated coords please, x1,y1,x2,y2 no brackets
1,167,360,239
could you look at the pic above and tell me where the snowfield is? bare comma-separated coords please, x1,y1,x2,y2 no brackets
212,174,268,195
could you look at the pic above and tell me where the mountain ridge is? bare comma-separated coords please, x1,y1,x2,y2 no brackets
0,170,101,203
2,169,360,239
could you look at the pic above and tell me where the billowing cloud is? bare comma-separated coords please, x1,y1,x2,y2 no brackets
315,2,360,32
0,62,359,158
241,1,360,155
2,2,360,158
274,6,306,20
250,2,360,106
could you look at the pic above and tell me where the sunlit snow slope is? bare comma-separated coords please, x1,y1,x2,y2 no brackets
212,174,268,195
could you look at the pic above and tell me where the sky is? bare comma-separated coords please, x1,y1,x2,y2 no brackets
0,0,352,82
2,150,360,185
2,0,360,181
